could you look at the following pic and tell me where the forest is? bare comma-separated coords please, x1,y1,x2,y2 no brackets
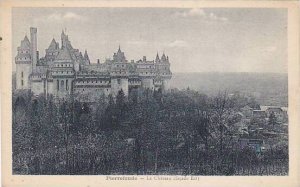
12,88,288,175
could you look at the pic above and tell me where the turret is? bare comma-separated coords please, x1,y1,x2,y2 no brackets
113,45,126,62
15,35,32,89
155,52,160,63
161,53,167,62
45,38,59,62
84,50,90,64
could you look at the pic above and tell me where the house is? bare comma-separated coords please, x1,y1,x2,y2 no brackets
238,138,264,153
252,110,266,119
240,105,253,119
260,106,288,123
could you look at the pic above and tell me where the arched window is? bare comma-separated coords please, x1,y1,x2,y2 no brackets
57,80,59,91
66,80,69,90
61,80,64,90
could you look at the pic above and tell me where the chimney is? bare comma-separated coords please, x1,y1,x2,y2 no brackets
30,27,37,71
143,56,146,62
97,59,100,64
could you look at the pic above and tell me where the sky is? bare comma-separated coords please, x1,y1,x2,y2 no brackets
12,8,287,73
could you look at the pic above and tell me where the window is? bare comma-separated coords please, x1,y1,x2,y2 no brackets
117,79,121,84
21,71,23,78
57,80,59,91
21,80,24,86
66,80,68,90
61,80,64,90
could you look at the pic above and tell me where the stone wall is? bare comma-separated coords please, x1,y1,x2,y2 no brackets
16,64,32,89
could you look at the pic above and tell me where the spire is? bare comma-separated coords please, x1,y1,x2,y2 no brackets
24,35,30,43
155,52,160,63
84,49,90,64
118,45,121,53
20,35,31,49
161,52,167,62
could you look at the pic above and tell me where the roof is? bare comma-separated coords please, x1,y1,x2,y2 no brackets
20,35,31,49
252,110,266,113
260,106,287,112
55,47,73,62
47,38,58,50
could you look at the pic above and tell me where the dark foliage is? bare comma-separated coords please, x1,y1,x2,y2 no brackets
12,89,288,175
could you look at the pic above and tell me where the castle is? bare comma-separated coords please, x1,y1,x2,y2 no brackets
15,27,172,101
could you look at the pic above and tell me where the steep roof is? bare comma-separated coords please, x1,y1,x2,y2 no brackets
48,38,58,50
20,35,31,49
55,47,73,62
155,52,160,62
161,53,167,61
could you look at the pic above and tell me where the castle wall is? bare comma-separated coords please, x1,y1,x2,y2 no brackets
47,81,54,95
74,87,111,102
16,28,172,100
111,78,128,96
52,78,73,98
31,81,44,95
162,79,170,91
141,78,154,90
16,64,31,89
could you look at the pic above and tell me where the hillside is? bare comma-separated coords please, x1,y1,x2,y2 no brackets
170,72,288,106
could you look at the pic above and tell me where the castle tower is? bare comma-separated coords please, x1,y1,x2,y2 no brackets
15,35,32,90
155,52,160,63
111,46,129,96
52,46,75,98
30,27,37,72
84,50,90,64
45,38,59,63
155,52,171,92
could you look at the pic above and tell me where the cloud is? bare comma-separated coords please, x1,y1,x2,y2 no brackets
63,12,84,20
34,12,86,23
175,8,228,22
167,40,188,48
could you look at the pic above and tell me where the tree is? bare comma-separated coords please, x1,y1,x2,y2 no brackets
210,91,234,155
268,112,277,126
116,89,126,119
